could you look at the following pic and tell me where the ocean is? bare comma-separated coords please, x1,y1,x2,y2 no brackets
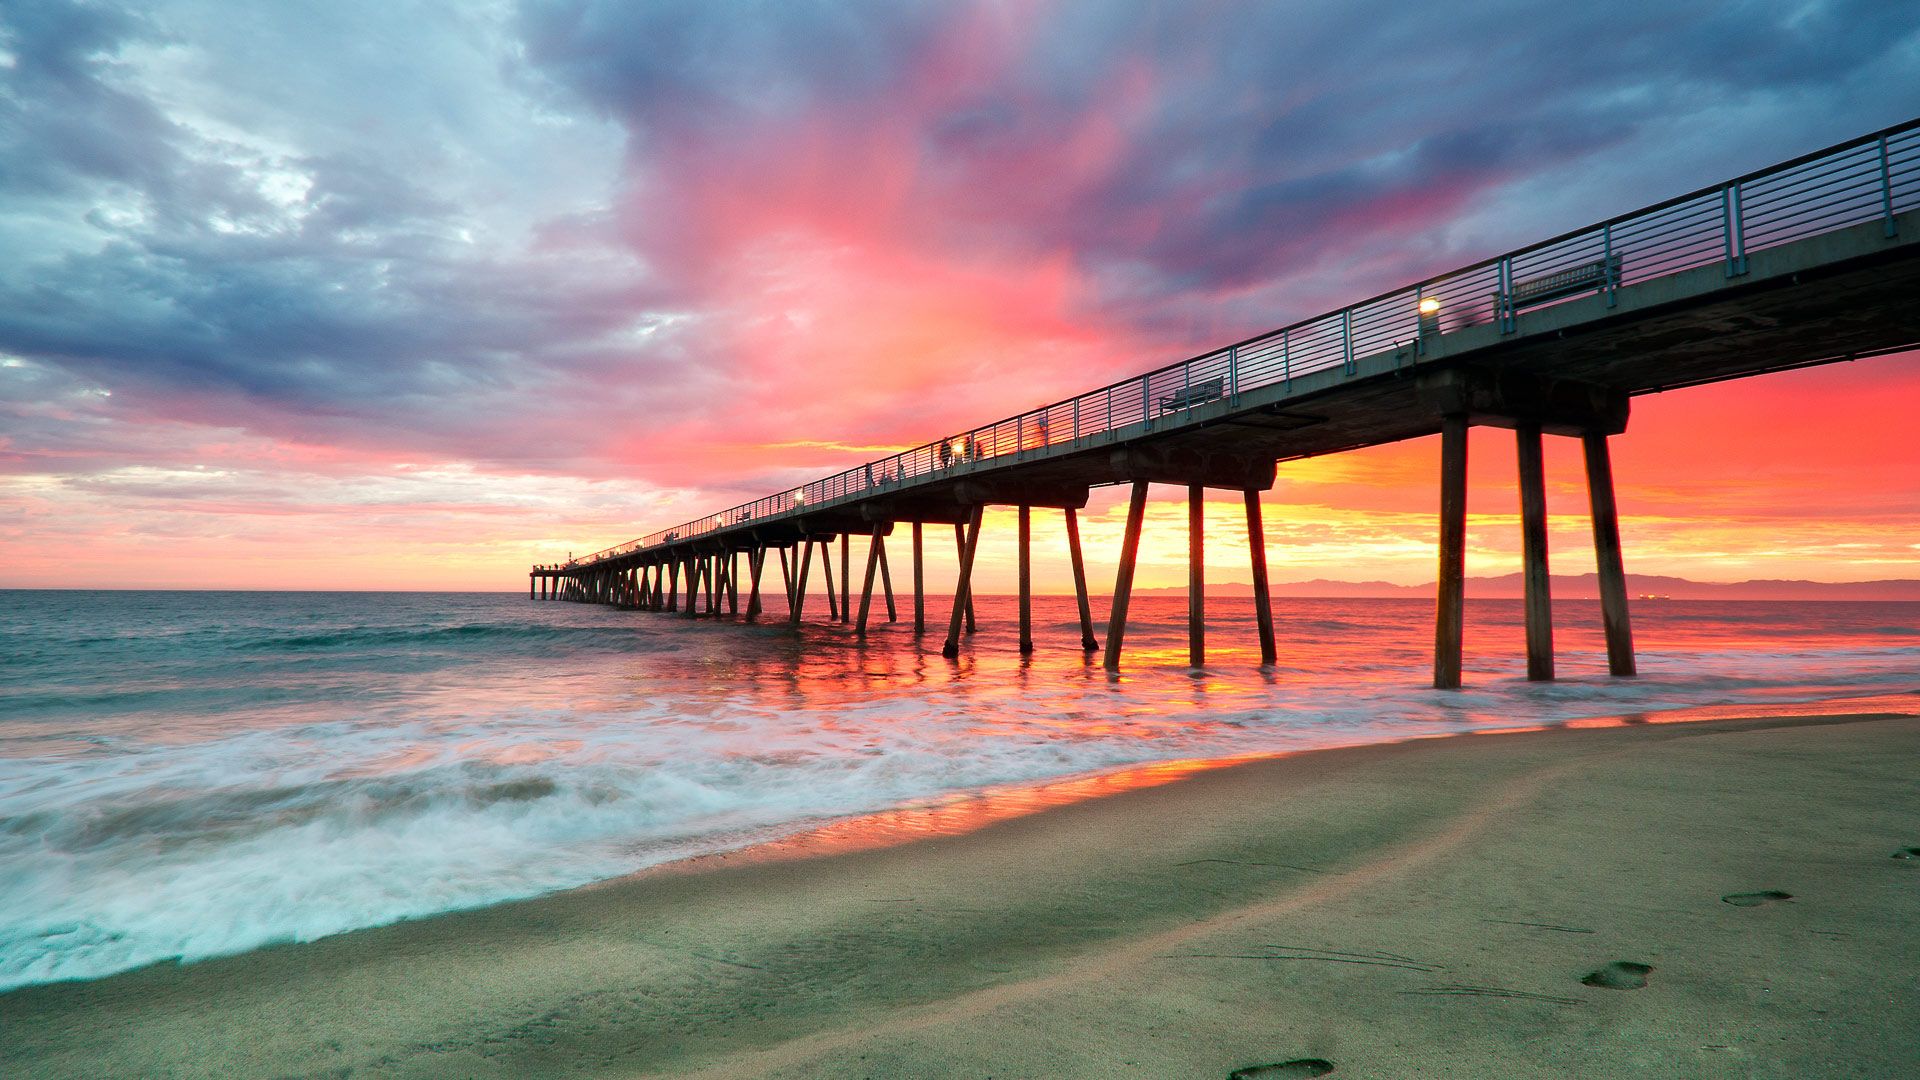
2,588,1916,991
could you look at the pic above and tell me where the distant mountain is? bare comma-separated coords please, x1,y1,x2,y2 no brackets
1134,573,1920,601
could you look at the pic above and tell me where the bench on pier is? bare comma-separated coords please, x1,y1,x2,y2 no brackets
1158,377,1225,414
1500,254,1622,312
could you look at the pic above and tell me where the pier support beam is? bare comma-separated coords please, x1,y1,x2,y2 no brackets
667,561,680,612
779,547,794,615
953,524,977,634
1018,505,1034,654
1434,414,1468,689
1103,481,1151,671
1245,489,1277,666
746,548,765,621
857,526,883,637
1516,422,1554,681
1065,508,1097,651
879,536,896,622
912,522,926,634
1584,431,1637,676
1188,484,1205,667
943,507,984,658
793,542,813,623
840,534,851,624
819,540,840,621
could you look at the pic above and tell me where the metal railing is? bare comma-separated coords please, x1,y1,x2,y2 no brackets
557,118,1918,570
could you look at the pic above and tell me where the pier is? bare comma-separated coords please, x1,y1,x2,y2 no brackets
533,120,1920,687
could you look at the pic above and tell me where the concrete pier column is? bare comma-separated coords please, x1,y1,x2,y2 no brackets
878,535,897,621
819,540,840,621
1583,431,1637,676
953,524,977,634
912,522,926,634
1516,423,1554,681
1245,489,1278,666
943,506,985,658
1434,414,1469,689
1018,504,1034,654
1188,484,1205,667
1065,508,1097,651
683,556,701,618
793,542,813,623
746,548,765,621
727,552,740,615
667,561,680,612
1103,481,1151,671
839,534,851,624
530,576,535,600
857,525,883,637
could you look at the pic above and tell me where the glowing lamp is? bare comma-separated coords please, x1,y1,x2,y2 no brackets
1418,297,1441,315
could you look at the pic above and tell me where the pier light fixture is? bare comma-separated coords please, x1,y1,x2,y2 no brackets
1418,296,1441,315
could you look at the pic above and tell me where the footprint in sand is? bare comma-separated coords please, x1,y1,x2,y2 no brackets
1892,848,1920,861
1722,890,1793,907
1229,1060,1335,1079
1582,961,1652,990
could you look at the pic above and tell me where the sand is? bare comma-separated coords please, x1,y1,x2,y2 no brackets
4,711,1917,1078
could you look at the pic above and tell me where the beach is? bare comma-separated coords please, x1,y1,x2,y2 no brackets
5,708,1916,1078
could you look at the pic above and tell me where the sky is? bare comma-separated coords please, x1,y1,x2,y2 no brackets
1,0,1917,592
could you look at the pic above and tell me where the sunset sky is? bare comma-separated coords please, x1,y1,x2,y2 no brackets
2,1,1917,592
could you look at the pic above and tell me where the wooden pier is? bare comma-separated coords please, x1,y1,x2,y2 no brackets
533,121,1920,686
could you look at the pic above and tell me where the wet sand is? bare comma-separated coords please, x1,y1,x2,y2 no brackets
4,710,1918,1078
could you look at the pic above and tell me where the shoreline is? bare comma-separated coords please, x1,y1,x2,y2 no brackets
6,704,1919,1077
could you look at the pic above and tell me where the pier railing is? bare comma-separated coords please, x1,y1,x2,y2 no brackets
563,118,1918,569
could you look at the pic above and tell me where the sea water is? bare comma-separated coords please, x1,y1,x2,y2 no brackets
2,588,1916,990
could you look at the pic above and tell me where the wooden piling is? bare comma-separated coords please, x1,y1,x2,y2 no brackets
1065,508,1097,651
1103,481,1151,671
943,506,984,659
1583,431,1637,676
1434,415,1468,689
1516,423,1554,681
1188,484,1205,667
1018,504,1034,654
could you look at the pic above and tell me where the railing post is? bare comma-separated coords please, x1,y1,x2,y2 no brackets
1228,344,1239,403
1072,398,1081,446
1282,327,1291,387
1603,223,1617,308
1723,183,1748,276
1414,285,1426,356
1141,373,1151,429
1880,135,1898,239
1497,257,1514,334
1341,307,1356,374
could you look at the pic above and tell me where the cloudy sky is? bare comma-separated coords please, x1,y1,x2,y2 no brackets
2,0,1917,591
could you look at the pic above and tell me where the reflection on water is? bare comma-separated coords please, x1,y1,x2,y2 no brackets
0,589,1916,989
